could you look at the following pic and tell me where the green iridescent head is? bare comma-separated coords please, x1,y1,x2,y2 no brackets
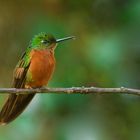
30,32,75,49
31,33,56,48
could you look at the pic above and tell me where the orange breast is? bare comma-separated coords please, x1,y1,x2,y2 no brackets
26,49,55,88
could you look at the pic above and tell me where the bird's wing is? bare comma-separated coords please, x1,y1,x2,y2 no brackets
12,52,30,88
0,51,35,125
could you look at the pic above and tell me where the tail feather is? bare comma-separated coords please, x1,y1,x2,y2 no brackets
0,94,35,125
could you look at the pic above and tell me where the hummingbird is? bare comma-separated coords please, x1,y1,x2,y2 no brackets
0,32,75,125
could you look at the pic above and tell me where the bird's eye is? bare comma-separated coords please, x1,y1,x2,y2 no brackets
41,40,48,44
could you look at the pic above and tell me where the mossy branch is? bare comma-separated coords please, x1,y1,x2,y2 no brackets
0,87,140,96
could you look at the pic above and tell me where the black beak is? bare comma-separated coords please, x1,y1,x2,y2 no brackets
56,36,75,43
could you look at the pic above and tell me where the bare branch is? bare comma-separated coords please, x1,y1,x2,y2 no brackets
0,87,140,96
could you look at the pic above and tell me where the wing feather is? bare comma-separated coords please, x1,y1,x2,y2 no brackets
0,51,35,125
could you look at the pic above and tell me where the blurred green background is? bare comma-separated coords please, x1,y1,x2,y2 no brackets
0,0,140,140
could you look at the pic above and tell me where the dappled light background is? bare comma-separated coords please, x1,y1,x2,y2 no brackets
0,0,140,140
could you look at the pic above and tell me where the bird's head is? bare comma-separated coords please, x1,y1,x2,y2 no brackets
31,32,75,50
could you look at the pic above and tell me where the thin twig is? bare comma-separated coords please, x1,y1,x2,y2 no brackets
0,87,140,96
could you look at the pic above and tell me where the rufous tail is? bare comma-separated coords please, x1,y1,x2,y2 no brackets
0,94,35,125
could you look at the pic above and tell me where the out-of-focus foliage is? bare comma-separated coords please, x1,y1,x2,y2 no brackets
0,0,140,140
